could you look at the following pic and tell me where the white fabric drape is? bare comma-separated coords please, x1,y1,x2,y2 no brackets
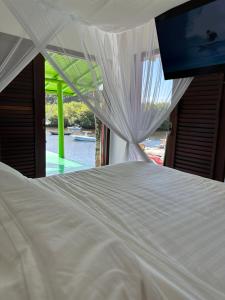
0,33,37,92
0,0,70,93
0,2,39,92
2,0,192,161
47,19,192,160
79,21,192,160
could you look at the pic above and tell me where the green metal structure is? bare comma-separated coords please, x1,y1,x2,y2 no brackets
57,82,64,158
45,52,101,158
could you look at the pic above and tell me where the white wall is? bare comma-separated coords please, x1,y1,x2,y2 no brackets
109,131,127,165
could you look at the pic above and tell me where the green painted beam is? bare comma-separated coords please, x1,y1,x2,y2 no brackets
57,82,64,158
46,77,64,84
48,55,81,81
61,58,82,74
46,89,75,96
75,64,99,86
45,54,102,96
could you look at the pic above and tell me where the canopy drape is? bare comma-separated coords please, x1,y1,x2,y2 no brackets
0,24,38,92
78,21,192,160
1,0,192,161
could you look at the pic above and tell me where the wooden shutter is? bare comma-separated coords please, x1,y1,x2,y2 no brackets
165,73,225,181
0,55,45,178
101,125,110,166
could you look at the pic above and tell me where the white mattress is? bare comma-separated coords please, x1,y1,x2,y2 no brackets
1,161,225,299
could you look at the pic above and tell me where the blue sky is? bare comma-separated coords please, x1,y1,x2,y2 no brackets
142,58,173,103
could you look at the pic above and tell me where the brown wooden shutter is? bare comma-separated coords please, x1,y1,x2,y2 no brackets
165,73,225,181
101,125,110,166
0,55,45,178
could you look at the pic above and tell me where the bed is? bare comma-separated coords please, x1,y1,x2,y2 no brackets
1,161,225,300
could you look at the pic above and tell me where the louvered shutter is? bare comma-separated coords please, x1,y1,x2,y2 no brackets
165,73,225,181
0,55,45,178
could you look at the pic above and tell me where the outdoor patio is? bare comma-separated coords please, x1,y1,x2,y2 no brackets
46,151,91,176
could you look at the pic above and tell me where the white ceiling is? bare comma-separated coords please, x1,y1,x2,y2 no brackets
0,0,189,53
44,0,189,30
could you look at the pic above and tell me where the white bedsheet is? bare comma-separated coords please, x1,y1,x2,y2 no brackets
0,162,160,300
37,162,225,300
1,162,225,300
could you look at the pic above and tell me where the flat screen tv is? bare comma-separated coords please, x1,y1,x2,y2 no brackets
155,0,225,79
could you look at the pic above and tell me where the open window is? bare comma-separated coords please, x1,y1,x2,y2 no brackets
45,54,109,176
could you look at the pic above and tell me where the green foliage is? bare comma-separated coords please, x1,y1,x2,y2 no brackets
157,119,170,131
78,110,95,129
46,101,95,129
46,100,170,131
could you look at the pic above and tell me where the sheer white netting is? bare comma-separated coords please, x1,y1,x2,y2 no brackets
2,0,192,161
49,19,192,160
79,21,192,160
0,0,71,92
3,1,225,300
0,1,39,92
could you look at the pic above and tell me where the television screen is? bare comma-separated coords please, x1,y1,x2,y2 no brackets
155,0,225,79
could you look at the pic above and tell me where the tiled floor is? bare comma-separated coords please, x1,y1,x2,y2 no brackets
46,151,92,176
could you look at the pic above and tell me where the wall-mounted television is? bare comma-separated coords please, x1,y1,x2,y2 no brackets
155,0,225,79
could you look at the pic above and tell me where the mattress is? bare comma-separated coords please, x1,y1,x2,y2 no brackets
1,161,225,300
38,162,225,300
